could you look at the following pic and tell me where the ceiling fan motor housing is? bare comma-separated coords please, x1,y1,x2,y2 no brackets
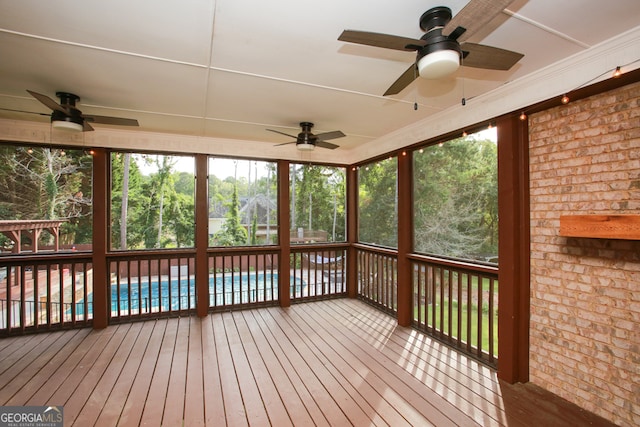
297,121,317,149
416,7,461,79
51,92,84,129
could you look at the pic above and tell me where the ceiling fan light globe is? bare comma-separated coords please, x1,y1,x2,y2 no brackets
296,142,315,151
52,119,83,132
417,49,460,79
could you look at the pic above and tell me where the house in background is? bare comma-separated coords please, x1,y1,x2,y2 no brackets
0,0,639,425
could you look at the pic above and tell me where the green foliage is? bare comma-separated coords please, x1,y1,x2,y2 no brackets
291,164,346,242
110,153,195,250
213,183,247,246
358,159,398,247
413,134,498,260
0,145,93,247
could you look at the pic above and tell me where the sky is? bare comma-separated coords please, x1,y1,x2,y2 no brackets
133,154,271,180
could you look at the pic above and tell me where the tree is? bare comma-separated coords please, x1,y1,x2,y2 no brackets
214,183,247,246
358,159,398,247
0,146,93,247
291,164,346,242
110,153,194,249
413,135,498,260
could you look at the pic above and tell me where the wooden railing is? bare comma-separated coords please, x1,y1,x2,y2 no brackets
207,247,280,310
107,250,197,322
290,244,347,301
410,254,498,366
0,254,93,335
354,245,498,366
1,244,498,366
355,245,398,314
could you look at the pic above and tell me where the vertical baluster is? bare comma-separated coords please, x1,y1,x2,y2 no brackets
438,267,444,335
307,251,312,297
476,273,483,358
189,256,194,309
19,265,26,331
167,257,172,312
457,272,463,346
146,259,152,314
33,263,40,329
113,261,119,318
58,262,64,325
84,261,90,323
488,276,495,363
136,259,141,316
387,257,390,309
127,260,133,317
70,263,76,325
413,263,419,326
157,258,163,313
175,256,180,310
231,254,235,305
211,255,217,308
273,252,277,301
466,273,472,353
46,266,52,327
447,269,453,340
430,265,436,331
256,253,264,301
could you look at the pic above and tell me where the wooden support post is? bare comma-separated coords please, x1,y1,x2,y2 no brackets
497,114,530,383
346,165,358,298
278,160,291,307
92,148,109,329
195,154,210,317
396,150,413,327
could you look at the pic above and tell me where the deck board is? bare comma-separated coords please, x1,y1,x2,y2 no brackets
93,320,157,426
116,318,167,427
139,317,178,426
0,299,617,427
317,299,498,425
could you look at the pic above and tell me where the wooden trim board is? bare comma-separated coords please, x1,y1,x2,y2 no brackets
559,215,640,240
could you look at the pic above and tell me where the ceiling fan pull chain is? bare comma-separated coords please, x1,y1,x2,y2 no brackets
414,66,418,110
461,54,466,106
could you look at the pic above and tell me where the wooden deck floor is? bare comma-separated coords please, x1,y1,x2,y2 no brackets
0,299,615,426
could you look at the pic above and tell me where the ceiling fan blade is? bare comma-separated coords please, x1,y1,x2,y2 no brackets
315,130,345,141
267,128,299,139
461,43,523,70
315,141,339,150
274,141,297,146
339,30,425,51
443,0,515,43
0,107,49,117
384,63,419,96
83,114,139,126
26,90,69,114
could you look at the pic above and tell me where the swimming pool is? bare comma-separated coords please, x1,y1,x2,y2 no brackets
108,272,304,315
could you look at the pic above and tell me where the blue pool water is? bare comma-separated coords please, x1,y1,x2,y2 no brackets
104,272,304,314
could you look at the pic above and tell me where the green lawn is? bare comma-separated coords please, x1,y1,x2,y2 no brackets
415,299,498,355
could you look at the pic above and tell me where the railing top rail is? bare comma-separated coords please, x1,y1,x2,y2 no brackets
0,253,93,265
207,246,280,255
408,253,498,275
106,248,197,260
290,242,349,252
353,243,398,257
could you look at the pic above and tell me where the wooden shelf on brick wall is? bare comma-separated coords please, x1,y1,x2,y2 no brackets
559,215,640,240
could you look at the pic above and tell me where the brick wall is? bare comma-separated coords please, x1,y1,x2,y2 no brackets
528,81,640,426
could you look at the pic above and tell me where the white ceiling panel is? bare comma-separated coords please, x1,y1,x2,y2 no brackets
0,0,638,161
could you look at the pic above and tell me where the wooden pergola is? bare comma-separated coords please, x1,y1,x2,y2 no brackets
0,220,66,253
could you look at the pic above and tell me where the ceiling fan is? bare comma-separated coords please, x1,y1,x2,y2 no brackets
267,122,345,151
0,90,139,131
338,0,524,95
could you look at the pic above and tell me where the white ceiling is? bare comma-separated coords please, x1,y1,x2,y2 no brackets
0,0,639,162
